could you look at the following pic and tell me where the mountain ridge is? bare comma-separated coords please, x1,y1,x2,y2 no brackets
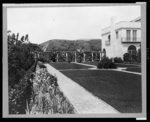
39,39,102,52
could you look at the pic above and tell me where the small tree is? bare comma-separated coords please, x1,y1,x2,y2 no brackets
8,31,40,88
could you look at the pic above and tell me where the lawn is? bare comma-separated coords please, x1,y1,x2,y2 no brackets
124,67,141,73
83,61,99,66
49,62,93,70
83,62,141,73
115,63,141,68
83,62,140,67
61,70,142,113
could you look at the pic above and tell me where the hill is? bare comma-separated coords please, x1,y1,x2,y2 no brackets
39,39,101,52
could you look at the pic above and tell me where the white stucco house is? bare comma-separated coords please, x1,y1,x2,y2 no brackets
101,17,141,59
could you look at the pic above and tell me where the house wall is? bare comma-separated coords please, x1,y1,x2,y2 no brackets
101,33,112,58
101,19,141,60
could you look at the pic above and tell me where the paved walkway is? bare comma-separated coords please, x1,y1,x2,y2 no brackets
45,63,119,114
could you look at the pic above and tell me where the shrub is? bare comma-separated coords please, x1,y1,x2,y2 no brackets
109,62,117,68
123,53,130,62
97,62,104,68
8,32,42,88
103,61,110,69
114,57,123,63
9,63,36,114
101,56,110,63
37,57,49,63
137,48,141,63
68,60,71,63
97,57,117,69
123,52,139,63
76,53,83,63
132,54,138,62
67,52,73,63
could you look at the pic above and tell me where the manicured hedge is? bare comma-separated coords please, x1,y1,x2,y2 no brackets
113,57,123,63
97,57,117,69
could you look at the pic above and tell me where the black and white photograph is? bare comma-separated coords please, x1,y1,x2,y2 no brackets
3,3,147,118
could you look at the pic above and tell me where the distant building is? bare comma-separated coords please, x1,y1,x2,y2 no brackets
101,17,141,59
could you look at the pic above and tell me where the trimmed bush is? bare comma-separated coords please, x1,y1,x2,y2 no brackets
123,52,139,63
114,57,123,63
103,61,110,69
97,57,117,69
101,56,110,63
97,62,104,68
132,54,138,62
109,62,117,68
123,53,130,62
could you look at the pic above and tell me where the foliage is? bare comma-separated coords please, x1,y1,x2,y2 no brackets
97,62,104,69
37,57,49,63
40,39,101,52
67,52,74,63
8,31,42,87
27,64,75,114
137,47,141,63
8,31,42,114
58,52,67,62
131,54,138,62
123,53,130,62
101,56,110,63
97,57,117,69
76,52,83,63
113,57,123,63
123,52,138,63
124,44,141,63
9,63,36,114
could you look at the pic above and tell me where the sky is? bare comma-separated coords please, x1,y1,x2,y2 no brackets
7,5,141,44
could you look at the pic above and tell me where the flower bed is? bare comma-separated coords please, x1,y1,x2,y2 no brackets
26,63,75,114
